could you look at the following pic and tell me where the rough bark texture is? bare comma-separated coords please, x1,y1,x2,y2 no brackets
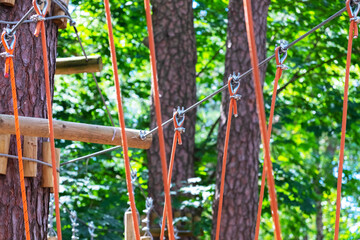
0,2,58,239
212,0,270,239
147,0,197,217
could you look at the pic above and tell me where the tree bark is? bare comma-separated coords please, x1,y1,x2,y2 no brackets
212,0,269,239
147,0,197,217
0,2,58,239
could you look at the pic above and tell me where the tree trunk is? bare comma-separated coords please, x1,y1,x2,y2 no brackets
0,2,58,239
147,0,197,217
212,0,269,239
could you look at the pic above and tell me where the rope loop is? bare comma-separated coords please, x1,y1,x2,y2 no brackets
275,41,288,70
33,0,49,37
347,0,360,38
173,106,185,145
1,30,16,78
228,74,242,117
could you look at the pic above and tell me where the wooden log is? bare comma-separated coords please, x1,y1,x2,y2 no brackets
55,56,103,75
0,135,10,175
23,136,38,177
0,0,15,7
125,210,139,240
0,114,152,150
52,0,69,29
42,142,60,191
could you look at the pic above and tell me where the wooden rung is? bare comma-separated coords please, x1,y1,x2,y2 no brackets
42,142,60,191
55,55,103,75
23,136,38,177
0,0,15,7
140,237,151,240
53,0,69,29
0,134,10,175
0,114,152,150
48,237,58,240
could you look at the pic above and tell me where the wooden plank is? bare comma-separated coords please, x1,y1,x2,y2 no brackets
0,114,152,150
53,0,69,29
0,0,15,7
50,148,60,193
125,210,137,240
23,136,38,177
0,135,10,175
42,142,60,191
55,55,103,75
140,237,151,240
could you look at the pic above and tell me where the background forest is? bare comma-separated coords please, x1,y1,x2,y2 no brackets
52,0,360,239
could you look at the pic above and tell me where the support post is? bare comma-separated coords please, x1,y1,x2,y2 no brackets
42,142,60,192
23,136,38,177
53,0,69,29
0,0,15,7
0,134,10,175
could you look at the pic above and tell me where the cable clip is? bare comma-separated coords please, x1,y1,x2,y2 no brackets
228,73,242,117
173,107,185,145
139,130,148,140
1,30,16,78
275,40,288,70
33,0,49,37
347,0,360,38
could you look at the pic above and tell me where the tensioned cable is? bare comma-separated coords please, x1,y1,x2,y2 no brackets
0,15,72,25
64,6,347,164
0,153,60,172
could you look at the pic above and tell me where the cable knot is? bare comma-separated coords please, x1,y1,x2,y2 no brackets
347,0,360,38
228,73,242,117
173,106,185,145
32,0,49,37
1,30,16,78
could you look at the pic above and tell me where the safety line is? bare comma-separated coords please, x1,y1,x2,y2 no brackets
102,1,141,239
0,15,73,25
33,0,63,238
215,76,241,240
334,1,357,239
243,0,282,239
255,46,287,240
1,31,31,240
159,112,185,240
143,0,175,239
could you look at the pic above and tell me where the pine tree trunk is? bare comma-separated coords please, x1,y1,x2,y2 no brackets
212,0,269,239
0,2,58,239
147,0,197,217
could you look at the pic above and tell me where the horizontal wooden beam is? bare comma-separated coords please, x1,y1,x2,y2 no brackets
0,114,152,150
55,55,103,75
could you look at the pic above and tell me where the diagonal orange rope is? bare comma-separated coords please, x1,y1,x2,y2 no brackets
143,1,175,239
102,1,141,240
242,1,282,239
160,112,185,240
255,46,286,240
1,31,31,240
334,1,357,239
33,0,62,238
215,76,241,240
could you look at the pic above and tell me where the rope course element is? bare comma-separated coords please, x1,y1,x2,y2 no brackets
0,153,60,171
255,42,288,240
243,0,282,239
159,108,186,240
1,29,31,240
143,0,176,239
214,74,241,240
32,0,63,238
102,1,141,240
334,1,359,239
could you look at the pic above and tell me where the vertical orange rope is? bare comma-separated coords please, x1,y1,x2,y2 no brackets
242,1,282,239
215,77,241,240
102,1,141,240
33,0,63,237
160,112,185,240
334,1,356,239
143,1,175,239
255,47,286,240
1,32,31,240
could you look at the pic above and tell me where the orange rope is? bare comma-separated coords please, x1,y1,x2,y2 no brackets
33,0,62,238
160,112,185,240
215,76,241,240
242,1,282,239
1,31,31,240
143,1,175,239
102,1,141,240
255,46,286,240
334,1,357,239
